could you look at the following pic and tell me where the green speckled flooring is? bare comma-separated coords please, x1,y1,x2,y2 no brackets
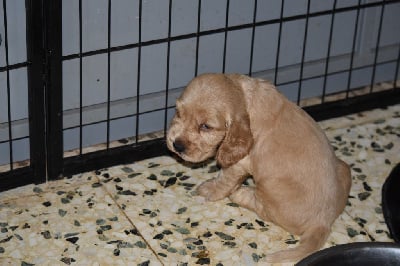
1,104,399,266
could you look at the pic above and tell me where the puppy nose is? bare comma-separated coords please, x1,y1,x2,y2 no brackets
173,140,185,153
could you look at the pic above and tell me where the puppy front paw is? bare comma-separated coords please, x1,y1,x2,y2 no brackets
196,179,226,202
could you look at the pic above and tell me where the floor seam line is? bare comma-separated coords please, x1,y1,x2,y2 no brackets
94,173,165,265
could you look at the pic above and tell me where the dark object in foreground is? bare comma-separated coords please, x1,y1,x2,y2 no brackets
382,163,400,243
296,242,400,266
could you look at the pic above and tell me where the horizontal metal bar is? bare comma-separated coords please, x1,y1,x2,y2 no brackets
0,166,36,192
0,62,29,72
276,58,400,87
62,104,174,132
305,88,400,121
61,138,169,178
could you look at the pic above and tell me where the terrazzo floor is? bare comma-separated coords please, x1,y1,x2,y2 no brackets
1,104,399,266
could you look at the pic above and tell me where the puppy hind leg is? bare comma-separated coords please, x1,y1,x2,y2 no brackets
334,159,352,217
229,187,266,219
337,159,352,196
265,225,330,263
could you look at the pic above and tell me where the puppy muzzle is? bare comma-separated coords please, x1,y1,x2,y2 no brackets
172,139,185,154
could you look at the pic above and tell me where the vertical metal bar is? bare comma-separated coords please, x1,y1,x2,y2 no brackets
369,0,386,93
79,0,83,154
2,0,13,170
274,0,285,85
135,0,142,143
194,0,201,76
297,0,311,105
106,0,111,149
25,0,47,183
321,0,337,103
345,0,362,98
248,0,258,76
222,0,230,73
163,0,173,137
44,0,63,180
394,44,400,89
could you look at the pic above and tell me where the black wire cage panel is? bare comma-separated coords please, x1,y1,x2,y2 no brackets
1,0,399,191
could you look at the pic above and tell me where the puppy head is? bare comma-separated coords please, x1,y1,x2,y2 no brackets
167,73,253,168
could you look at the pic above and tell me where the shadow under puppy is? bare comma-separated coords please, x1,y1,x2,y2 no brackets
167,73,351,263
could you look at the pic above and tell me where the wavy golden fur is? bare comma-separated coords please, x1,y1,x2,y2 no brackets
167,73,351,263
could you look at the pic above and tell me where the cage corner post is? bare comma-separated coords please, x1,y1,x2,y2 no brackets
25,0,46,184
44,0,64,181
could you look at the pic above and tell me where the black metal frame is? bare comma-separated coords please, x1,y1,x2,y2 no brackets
1,0,399,192
25,0,47,185
43,0,63,180
0,0,47,191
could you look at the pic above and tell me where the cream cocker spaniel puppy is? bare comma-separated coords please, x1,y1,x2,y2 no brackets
167,73,351,263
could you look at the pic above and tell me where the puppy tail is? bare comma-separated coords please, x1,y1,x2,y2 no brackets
265,226,330,264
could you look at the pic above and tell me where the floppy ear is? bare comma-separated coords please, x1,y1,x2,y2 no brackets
216,113,253,168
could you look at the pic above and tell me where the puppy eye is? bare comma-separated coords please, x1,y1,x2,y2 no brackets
175,109,181,118
199,123,212,131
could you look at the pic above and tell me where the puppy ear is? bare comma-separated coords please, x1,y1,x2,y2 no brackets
216,114,253,168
